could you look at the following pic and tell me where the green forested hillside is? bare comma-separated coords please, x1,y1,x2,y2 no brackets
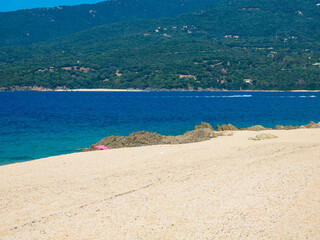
0,0,219,46
1,0,320,90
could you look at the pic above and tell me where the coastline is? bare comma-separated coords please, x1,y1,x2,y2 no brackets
54,88,145,92
1,128,320,239
56,89,320,92
1,86,319,92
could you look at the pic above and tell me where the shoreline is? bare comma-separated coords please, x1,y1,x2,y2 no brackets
1,128,320,239
1,87,320,92
55,88,145,92
1,121,320,167
57,89,320,92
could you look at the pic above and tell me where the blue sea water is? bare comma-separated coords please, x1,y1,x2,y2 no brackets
0,91,319,165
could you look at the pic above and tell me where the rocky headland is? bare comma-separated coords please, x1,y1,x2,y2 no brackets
83,122,223,151
83,121,320,151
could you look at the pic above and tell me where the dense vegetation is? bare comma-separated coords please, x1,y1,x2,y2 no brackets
1,0,320,90
0,0,219,46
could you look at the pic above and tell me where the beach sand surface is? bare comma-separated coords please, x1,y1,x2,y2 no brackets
1,129,320,239
54,89,144,92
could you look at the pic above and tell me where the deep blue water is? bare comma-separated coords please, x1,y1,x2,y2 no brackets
0,91,319,165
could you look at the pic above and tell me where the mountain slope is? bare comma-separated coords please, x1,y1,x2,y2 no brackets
1,0,320,90
0,0,219,46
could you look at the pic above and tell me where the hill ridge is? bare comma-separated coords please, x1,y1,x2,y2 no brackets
0,0,219,46
1,0,320,90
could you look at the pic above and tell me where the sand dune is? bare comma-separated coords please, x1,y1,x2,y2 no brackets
0,129,320,239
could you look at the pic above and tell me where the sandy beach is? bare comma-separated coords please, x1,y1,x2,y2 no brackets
2,87,320,92
54,89,320,92
1,129,320,239
54,88,145,92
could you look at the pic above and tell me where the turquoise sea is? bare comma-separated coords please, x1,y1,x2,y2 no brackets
0,91,319,165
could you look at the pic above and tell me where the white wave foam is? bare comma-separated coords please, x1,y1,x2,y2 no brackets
278,95,317,98
298,95,317,98
176,95,252,98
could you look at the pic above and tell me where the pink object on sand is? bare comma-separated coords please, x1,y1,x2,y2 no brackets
94,145,109,150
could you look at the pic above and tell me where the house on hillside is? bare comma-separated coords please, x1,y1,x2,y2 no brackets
179,74,196,80
115,70,122,77
244,79,253,84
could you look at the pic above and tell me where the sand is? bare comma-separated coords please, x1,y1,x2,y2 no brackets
1,129,320,239
54,89,144,92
